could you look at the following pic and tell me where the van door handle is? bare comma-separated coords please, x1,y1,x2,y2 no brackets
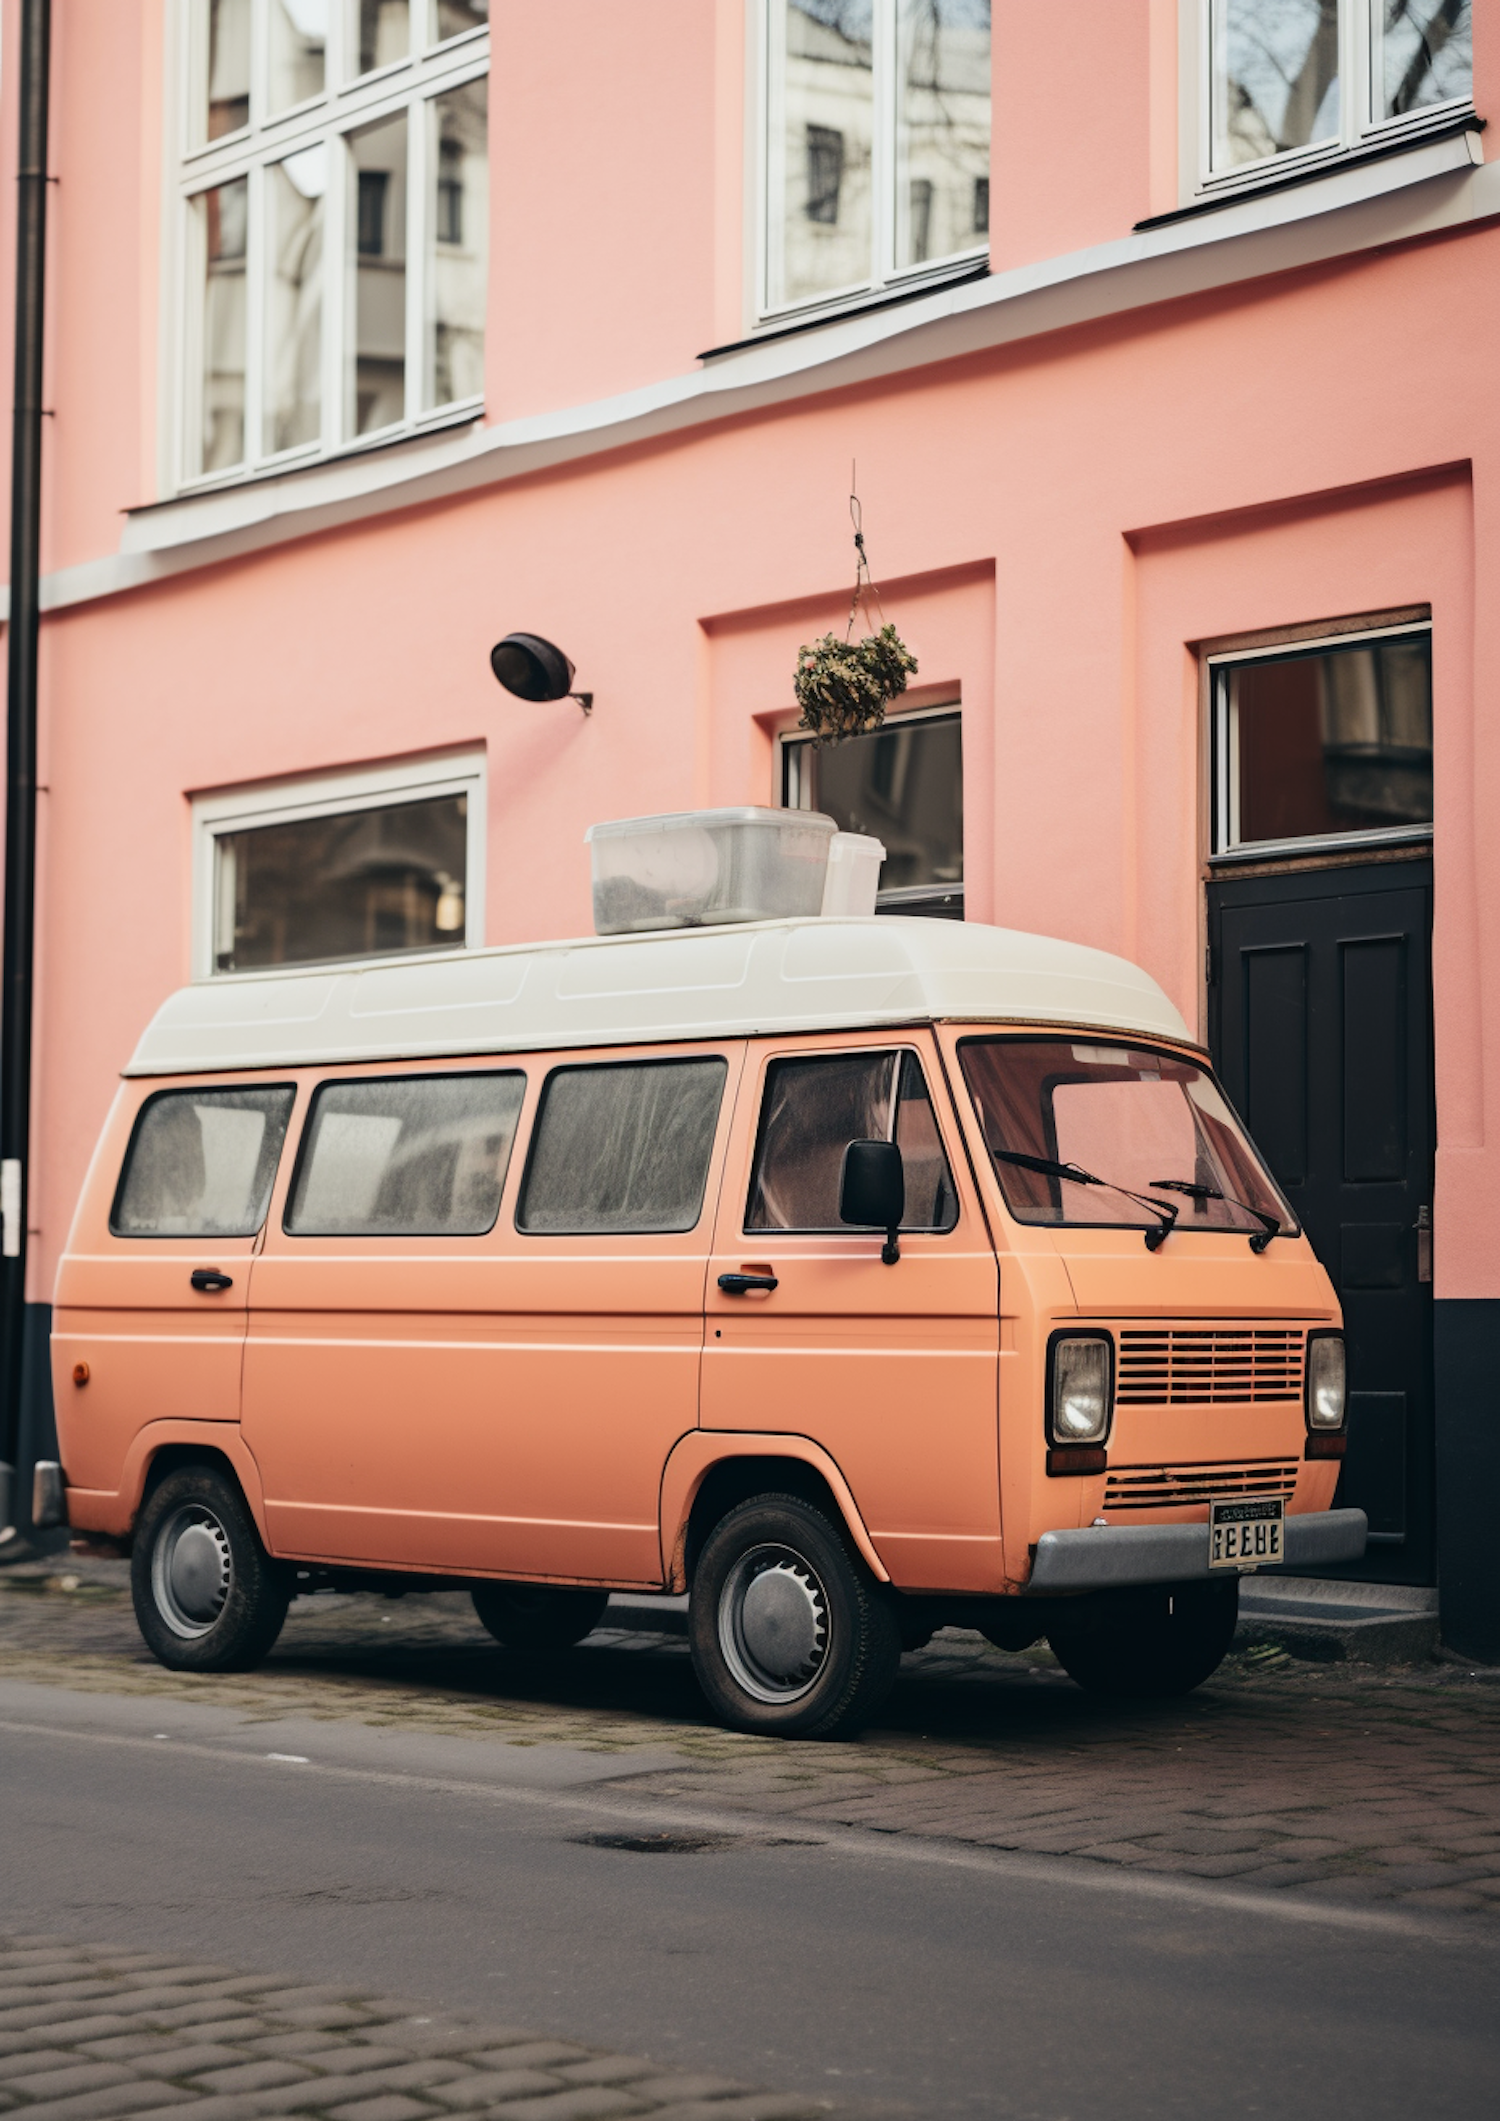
190,1269,234,1293
717,1273,778,1296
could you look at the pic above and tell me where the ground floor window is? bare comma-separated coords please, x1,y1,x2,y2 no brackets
782,704,963,917
192,750,485,975
1211,625,1432,861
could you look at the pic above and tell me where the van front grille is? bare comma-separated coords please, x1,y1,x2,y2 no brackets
1116,1327,1304,1405
1104,1460,1300,1511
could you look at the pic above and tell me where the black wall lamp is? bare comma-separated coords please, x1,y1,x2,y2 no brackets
489,633,592,714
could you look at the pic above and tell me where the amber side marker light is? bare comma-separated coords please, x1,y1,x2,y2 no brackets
1047,1444,1107,1476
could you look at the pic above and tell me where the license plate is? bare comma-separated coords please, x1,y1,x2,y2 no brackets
1209,1495,1284,1571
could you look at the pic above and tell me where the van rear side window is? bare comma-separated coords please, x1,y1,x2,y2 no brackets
517,1058,728,1235
112,1086,295,1237
286,1073,526,1236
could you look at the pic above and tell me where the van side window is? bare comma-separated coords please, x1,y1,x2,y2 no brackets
111,1086,295,1237
286,1073,526,1237
746,1051,958,1234
517,1058,728,1235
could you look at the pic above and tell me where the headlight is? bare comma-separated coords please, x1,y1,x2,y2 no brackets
1049,1335,1113,1444
1306,1333,1346,1430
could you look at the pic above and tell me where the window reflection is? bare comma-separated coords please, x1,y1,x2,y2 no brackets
774,0,874,307
348,111,408,433
432,0,488,41
288,1074,524,1237
895,2,991,271
425,77,487,408
213,794,468,972
357,0,410,73
113,1088,295,1239
784,710,963,916
197,177,248,473
205,0,250,140
1222,635,1433,849
268,0,327,115
747,1050,958,1232
1380,0,1471,118
1214,0,1340,169
267,147,324,451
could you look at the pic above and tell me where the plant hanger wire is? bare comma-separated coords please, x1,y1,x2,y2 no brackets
793,464,917,747
847,465,887,639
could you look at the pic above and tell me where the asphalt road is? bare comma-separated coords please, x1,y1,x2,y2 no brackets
0,1682,1494,2119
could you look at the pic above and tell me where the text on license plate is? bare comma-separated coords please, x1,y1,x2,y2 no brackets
1209,1496,1284,1570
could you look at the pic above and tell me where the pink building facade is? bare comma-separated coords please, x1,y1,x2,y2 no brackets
2,2,1496,1654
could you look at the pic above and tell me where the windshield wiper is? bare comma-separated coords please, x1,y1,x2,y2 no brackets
993,1149,1179,1252
1149,1179,1282,1254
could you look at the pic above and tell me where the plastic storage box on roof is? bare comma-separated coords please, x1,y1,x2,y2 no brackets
821,832,886,916
586,807,838,934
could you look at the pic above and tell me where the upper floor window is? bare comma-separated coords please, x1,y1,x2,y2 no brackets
763,2,991,322
1204,2,1472,190
180,1,488,486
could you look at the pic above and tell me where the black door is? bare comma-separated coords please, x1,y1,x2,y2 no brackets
1208,858,1435,1585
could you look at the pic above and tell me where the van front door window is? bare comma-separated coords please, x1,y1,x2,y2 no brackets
746,1049,957,1233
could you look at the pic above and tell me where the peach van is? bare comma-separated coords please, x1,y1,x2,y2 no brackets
45,811,1364,1737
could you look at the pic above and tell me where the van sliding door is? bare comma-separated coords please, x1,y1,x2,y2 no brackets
242,1046,740,1583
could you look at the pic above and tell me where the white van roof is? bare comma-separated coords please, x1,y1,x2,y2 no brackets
123,917,1194,1077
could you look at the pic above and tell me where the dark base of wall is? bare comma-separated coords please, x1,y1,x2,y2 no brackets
0,1301,64,1560
1435,1298,1500,1663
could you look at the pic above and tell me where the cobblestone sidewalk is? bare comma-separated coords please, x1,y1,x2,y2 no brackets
0,1938,848,2121
3,1561,1498,1919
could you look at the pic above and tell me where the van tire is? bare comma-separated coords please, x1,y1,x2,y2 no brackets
689,1494,900,1739
1045,1578,1239,1698
471,1583,609,1652
131,1466,291,1673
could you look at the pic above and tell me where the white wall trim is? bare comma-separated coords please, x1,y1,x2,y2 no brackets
9,126,1491,626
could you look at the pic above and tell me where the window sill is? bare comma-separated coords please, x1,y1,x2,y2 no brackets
1139,111,1484,232
1209,826,1433,869
147,402,486,516
699,258,990,362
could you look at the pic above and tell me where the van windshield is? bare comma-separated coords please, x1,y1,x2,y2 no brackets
958,1038,1295,1237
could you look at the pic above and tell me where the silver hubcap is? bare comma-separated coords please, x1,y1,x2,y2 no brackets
719,1544,829,1705
151,1504,232,1639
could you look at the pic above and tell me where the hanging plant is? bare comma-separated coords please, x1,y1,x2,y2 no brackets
793,474,917,745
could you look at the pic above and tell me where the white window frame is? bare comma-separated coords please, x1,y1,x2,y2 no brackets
1186,0,1474,203
1209,621,1433,864
191,747,487,979
167,2,489,498
755,1,991,330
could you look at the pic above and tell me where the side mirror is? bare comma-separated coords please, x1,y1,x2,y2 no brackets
840,1139,905,1265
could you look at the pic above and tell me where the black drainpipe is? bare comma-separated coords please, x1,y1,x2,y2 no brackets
0,0,53,1540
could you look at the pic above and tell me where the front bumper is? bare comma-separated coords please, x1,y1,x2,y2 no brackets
1025,1507,1367,1594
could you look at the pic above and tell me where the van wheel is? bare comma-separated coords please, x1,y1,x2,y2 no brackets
471,1583,609,1652
1046,1578,1239,1698
689,1494,900,1739
132,1467,290,1673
